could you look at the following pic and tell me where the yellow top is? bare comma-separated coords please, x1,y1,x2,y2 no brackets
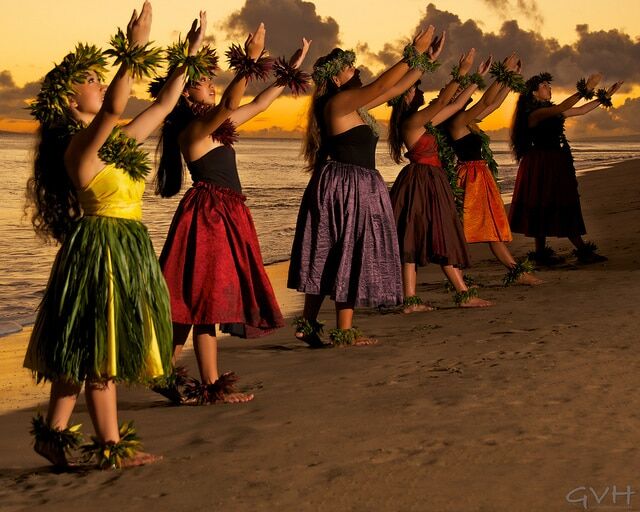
76,164,144,221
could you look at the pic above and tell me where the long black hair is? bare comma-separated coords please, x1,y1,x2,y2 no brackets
301,49,345,173
26,122,80,244
155,97,195,197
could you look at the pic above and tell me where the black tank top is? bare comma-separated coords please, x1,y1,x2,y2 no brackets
326,124,377,169
186,146,241,193
451,132,483,161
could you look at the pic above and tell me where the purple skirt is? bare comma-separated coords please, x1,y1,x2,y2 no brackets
287,160,403,307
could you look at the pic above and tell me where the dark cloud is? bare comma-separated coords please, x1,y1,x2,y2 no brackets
567,97,640,137
0,71,40,119
404,4,638,89
223,0,340,67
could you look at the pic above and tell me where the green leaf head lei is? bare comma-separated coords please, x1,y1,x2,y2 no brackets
311,49,356,86
525,72,552,94
29,43,108,126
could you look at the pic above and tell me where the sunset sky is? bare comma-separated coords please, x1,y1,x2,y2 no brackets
1,0,639,137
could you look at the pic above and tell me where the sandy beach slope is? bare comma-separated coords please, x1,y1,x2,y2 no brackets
1,159,639,511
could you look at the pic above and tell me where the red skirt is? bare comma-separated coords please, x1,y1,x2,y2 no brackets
160,182,284,338
509,147,586,238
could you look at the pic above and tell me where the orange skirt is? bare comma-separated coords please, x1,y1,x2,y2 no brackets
457,160,512,243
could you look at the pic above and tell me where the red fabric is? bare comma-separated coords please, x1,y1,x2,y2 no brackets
405,133,442,166
160,182,284,338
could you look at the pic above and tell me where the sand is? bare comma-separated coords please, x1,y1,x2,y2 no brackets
1,159,639,511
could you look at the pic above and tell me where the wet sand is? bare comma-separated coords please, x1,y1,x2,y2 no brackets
1,159,639,511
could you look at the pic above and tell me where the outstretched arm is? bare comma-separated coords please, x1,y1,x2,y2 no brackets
328,26,435,117
529,73,602,126
230,38,311,127
404,48,476,130
67,2,153,169
124,11,206,141
363,31,446,110
564,81,623,117
182,22,266,143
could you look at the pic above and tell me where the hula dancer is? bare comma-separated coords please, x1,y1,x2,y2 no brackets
446,55,542,285
288,27,438,346
24,3,207,468
509,72,622,265
154,25,302,405
388,49,494,311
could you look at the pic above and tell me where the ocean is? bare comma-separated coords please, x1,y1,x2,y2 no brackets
1,131,639,335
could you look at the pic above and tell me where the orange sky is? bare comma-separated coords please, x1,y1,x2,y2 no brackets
1,0,639,135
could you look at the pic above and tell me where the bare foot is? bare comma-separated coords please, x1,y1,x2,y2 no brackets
295,331,331,348
118,451,163,468
516,272,544,286
220,391,255,404
352,336,379,346
34,439,68,468
402,303,435,314
460,297,493,308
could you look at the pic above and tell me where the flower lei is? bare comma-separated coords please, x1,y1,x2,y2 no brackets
103,29,162,80
489,61,526,93
576,78,595,100
188,102,240,146
357,108,379,137
525,72,553,93
451,65,486,90
595,88,613,108
148,39,219,98
425,123,463,211
29,43,108,126
226,44,273,81
273,57,311,96
311,49,356,85
402,44,440,73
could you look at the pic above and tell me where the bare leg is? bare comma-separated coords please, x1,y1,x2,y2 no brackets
535,236,546,254
441,265,492,308
334,302,377,345
401,263,434,313
193,325,253,403
294,294,327,347
171,322,192,365
303,293,325,322
85,380,160,468
569,236,585,250
489,242,543,285
34,381,82,466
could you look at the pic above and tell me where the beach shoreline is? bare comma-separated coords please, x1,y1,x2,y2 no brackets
1,158,639,511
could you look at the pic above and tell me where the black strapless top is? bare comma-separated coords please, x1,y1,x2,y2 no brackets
451,132,483,161
325,124,378,169
186,146,241,193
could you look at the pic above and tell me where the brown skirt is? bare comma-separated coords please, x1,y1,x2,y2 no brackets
509,147,586,238
390,162,470,268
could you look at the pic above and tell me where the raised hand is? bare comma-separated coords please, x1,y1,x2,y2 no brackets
127,1,153,47
477,55,493,75
428,31,446,61
503,53,518,71
187,11,207,56
586,72,603,90
413,25,435,53
245,22,266,60
289,37,312,69
458,48,476,75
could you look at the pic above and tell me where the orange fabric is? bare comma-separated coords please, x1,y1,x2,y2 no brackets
457,160,512,243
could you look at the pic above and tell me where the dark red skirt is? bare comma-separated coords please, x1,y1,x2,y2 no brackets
390,163,470,268
509,147,586,238
160,182,284,338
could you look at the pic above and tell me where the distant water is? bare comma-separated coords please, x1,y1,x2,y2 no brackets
1,131,639,335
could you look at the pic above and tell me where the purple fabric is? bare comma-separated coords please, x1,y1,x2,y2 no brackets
288,160,403,307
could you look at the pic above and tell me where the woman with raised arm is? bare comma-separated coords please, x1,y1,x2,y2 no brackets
153,27,306,405
24,3,207,469
288,27,438,347
446,56,542,286
510,72,622,265
388,49,494,311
